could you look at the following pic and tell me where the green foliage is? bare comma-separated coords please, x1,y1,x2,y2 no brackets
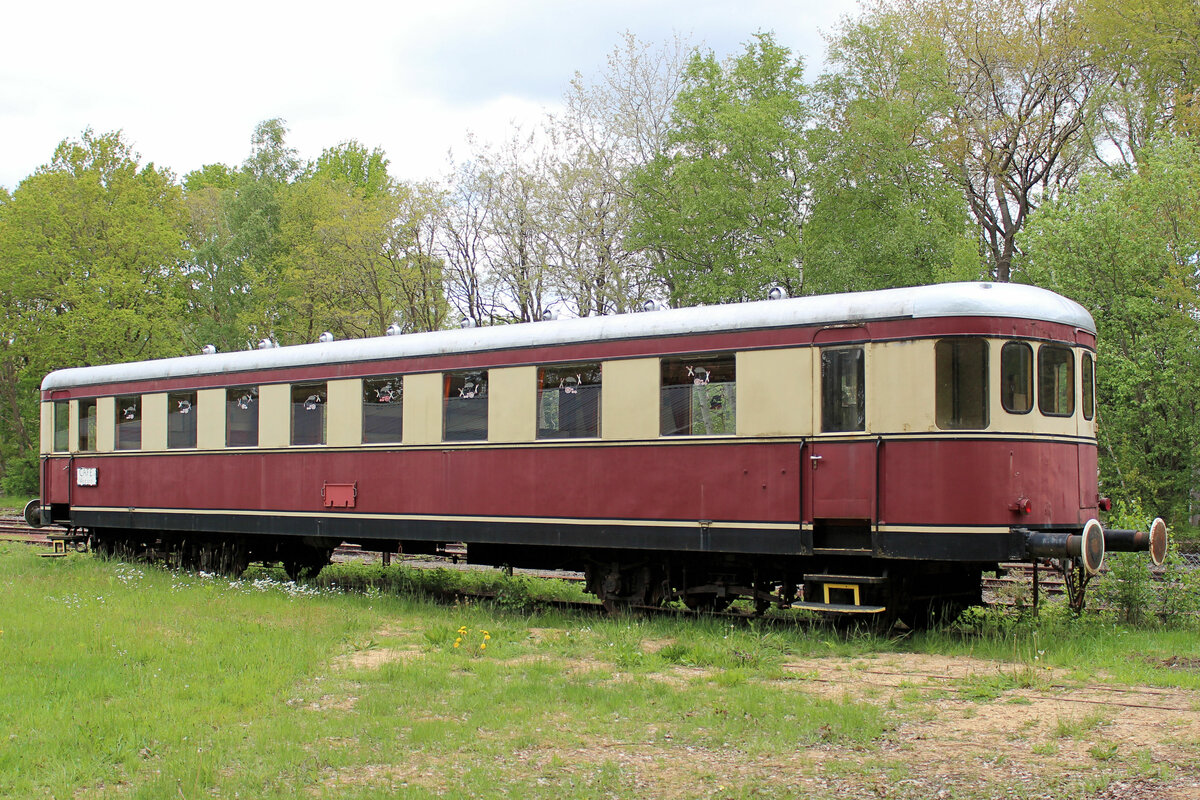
1081,0,1200,162
0,129,189,483
1019,136,1200,527
312,140,393,196
629,32,808,305
804,15,979,293
0,451,37,496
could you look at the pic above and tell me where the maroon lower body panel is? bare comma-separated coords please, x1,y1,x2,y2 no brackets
45,438,1096,532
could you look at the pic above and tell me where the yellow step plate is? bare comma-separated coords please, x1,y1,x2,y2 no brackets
791,601,887,614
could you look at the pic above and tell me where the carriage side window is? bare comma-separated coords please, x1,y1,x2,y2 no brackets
1000,342,1033,414
291,383,327,446
115,395,141,450
77,399,97,452
444,370,488,441
363,376,404,443
660,354,736,436
1038,345,1075,417
168,391,198,449
53,401,70,452
226,387,259,447
821,347,865,432
935,339,989,430
538,363,602,439
1082,352,1095,421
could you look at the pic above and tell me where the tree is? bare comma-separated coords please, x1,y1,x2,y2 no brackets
805,14,979,293
550,33,693,313
313,141,393,196
629,33,809,305
1019,136,1200,528
257,167,449,344
1082,0,1200,168
0,130,188,488
829,0,1096,282
480,132,556,323
439,154,501,327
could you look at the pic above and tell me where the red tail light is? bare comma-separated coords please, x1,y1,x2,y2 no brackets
1098,497,1112,512
1010,497,1032,514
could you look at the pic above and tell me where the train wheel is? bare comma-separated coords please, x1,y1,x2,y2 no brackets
93,533,115,559
682,593,735,613
282,543,334,582
586,561,667,613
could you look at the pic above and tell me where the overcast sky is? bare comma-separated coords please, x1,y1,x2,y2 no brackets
0,0,861,192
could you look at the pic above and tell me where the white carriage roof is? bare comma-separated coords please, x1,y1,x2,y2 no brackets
42,282,1095,391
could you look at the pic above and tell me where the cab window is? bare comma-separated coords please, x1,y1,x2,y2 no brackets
1001,342,1033,414
1038,346,1075,417
935,339,989,429
53,401,70,452
1081,353,1095,421
77,399,97,452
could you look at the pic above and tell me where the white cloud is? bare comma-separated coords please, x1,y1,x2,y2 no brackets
0,0,860,190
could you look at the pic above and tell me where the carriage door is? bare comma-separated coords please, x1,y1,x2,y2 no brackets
807,345,876,521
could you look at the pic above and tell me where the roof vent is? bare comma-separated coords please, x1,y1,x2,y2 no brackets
386,324,402,336
460,318,476,329
318,332,334,343
257,338,279,350
201,344,217,355
768,286,786,301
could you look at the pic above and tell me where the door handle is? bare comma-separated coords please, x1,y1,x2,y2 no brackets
810,454,823,469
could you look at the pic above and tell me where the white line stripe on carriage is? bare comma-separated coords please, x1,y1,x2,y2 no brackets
68,507,805,530
69,507,1014,536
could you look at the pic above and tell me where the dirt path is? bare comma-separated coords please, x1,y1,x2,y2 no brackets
777,652,1200,798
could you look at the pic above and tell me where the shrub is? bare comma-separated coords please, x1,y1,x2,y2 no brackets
0,452,39,496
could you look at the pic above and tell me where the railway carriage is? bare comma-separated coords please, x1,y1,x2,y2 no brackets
31,282,1166,621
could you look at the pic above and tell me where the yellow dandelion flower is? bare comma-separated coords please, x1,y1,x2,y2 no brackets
483,634,491,641
480,642,487,650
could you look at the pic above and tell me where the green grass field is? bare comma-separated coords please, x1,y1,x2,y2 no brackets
3,544,1199,799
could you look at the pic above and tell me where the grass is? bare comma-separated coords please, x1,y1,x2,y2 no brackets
3,545,1200,799
0,496,32,513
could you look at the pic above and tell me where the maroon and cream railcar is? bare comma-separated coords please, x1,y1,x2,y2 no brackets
32,282,1163,619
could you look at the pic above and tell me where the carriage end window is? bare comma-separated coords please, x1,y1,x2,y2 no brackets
1082,353,1095,421
291,383,327,446
1038,346,1075,417
660,354,736,436
1001,341,1033,414
363,377,404,443
115,396,141,450
226,387,259,447
936,339,989,430
821,347,865,433
444,371,488,441
53,401,69,452
538,364,601,439
168,392,197,449
77,399,97,452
